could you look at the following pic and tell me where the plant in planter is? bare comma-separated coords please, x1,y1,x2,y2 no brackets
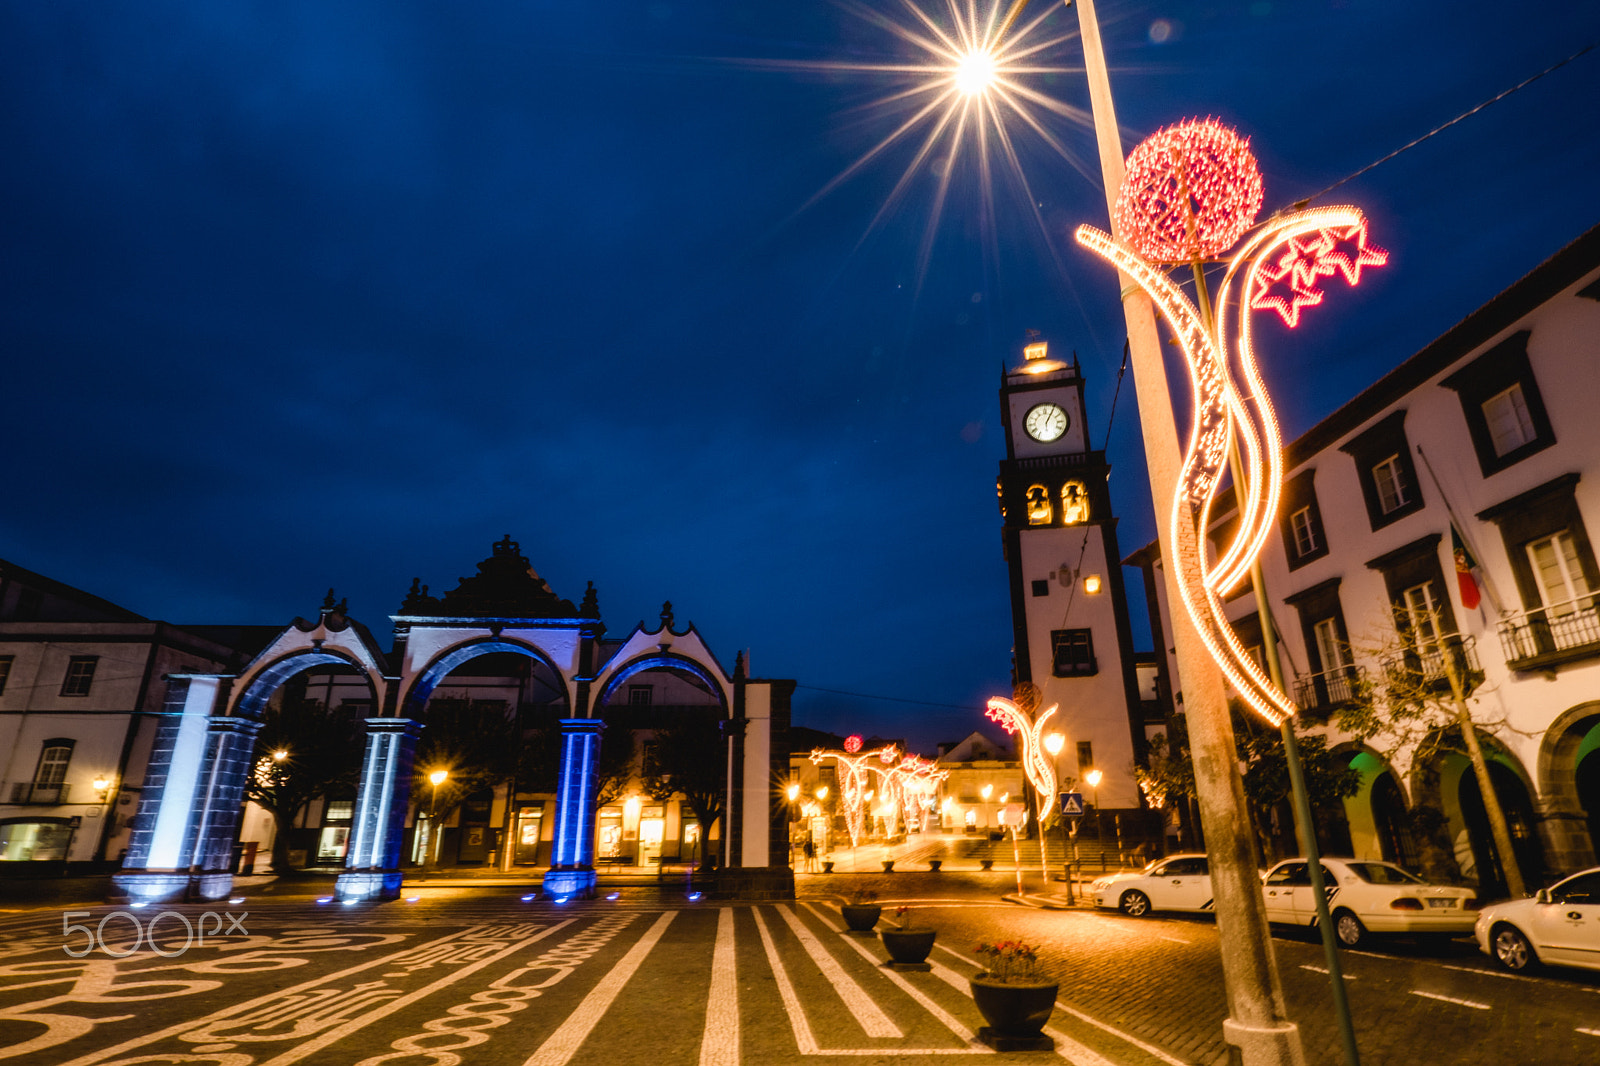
840,888,881,932
969,940,1057,1050
881,906,936,966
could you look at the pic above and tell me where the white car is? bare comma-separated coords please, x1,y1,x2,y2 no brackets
1091,854,1214,916
1261,858,1479,947
1474,866,1600,973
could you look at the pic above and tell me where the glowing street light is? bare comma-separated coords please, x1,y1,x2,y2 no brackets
1043,733,1064,757
425,769,448,870
1084,768,1103,844
273,749,288,762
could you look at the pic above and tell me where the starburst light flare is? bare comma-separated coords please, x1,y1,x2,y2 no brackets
1074,119,1386,726
740,0,1092,285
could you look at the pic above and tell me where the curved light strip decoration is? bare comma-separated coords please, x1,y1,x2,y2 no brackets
1074,119,1385,726
984,696,1059,818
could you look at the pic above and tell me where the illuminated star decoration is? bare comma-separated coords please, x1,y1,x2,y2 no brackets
984,695,1059,818
1250,220,1388,327
749,0,1093,285
1075,118,1386,726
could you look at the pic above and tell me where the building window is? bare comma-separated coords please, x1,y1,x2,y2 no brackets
1076,741,1094,774
628,685,653,707
1290,507,1320,557
1061,480,1090,524
1478,473,1600,668
1339,410,1424,530
1313,618,1351,674
1484,384,1536,457
60,657,98,697
1026,484,1052,526
1440,330,1555,477
0,656,11,697
1372,455,1411,514
1031,579,1050,597
1051,629,1097,676
1401,582,1444,657
34,743,73,788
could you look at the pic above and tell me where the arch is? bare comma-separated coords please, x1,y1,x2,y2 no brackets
592,652,730,713
403,637,570,718
1535,701,1600,872
234,649,378,721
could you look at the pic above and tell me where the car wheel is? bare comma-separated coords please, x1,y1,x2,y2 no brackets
1491,925,1536,972
1120,890,1151,917
1333,909,1366,948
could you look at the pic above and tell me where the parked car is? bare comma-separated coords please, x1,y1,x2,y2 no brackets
1261,858,1478,947
1091,854,1213,916
1474,866,1600,973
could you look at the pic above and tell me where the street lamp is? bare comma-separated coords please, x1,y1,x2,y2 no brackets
1084,769,1103,844
427,770,448,869
273,749,288,762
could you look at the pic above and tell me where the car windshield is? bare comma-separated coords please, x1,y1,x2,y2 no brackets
1345,862,1425,885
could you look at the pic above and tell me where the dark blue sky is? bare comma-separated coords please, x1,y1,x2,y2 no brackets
3,2,1597,753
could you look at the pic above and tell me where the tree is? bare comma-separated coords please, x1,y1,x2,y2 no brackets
1134,705,1359,865
1335,603,1526,896
641,707,726,871
412,699,521,858
243,675,363,873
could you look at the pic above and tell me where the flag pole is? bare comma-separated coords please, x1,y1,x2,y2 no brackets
1414,444,1503,615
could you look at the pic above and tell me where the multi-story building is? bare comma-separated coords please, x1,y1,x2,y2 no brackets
0,561,268,866
1127,222,1600,895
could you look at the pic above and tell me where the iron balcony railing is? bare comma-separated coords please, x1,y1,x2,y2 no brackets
1382,634,1481,691
7,782,70,805
1292,665,1366,716
1497,597,1600,668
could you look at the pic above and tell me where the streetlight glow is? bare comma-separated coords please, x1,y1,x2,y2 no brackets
815,785,828,800
954,49,997,95
273,750,288,761
787,783,801,801
1043,732,1064,756
1084,769,1102,788
429,770,448,786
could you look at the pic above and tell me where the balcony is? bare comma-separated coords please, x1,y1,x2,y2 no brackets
1382,635,1483,695
1497,598,1600,672
1292,665,1366,718
7,782,71,805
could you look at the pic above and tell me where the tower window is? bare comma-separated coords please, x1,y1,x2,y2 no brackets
1060,481,1090,524
1026,485,1052,525
1051,629,1097,676
1031,579,1050,597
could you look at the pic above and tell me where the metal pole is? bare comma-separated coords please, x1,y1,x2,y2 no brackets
1071,3,1304,1062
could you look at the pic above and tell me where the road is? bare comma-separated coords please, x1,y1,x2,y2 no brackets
0,872,1595,1065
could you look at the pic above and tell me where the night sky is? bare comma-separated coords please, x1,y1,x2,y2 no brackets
4,2,1597,754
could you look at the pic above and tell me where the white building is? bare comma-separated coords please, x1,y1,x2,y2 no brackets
1128,222,1600,894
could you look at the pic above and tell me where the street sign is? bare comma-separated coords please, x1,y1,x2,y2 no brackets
1059,792,1084,817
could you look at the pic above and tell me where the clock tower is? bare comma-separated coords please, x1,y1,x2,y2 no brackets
997,337,1143,814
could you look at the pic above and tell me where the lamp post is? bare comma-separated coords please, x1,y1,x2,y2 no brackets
1068,4,1305,1063
427,769,447,870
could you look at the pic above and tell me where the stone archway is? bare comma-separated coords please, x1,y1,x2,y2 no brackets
1536,701,1600,874
1414,734,1545,899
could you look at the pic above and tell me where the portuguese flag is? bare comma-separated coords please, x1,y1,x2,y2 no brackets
1452,524,1482,611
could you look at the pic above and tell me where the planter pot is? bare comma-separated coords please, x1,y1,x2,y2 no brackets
881,860,896,873
821,861,834,874
979,859,994,871
969,974,1059,1050
928,859,942,872
841,903,882,932
881,927,936,965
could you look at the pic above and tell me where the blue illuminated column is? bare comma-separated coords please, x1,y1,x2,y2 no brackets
186,714,263,901
544,717,604,899
113,676,229,904
336,718,423,902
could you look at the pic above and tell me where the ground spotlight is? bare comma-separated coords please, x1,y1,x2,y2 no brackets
405,896,420,902
554,896,569,904
130,901,149,909
228,897,245,904
606,892,621,901
316,897,333,904
341,899,359,906
687,892,703,902
521,894,537,902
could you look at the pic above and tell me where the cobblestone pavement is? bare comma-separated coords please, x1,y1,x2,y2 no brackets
5,872,1598,1065
0,882,1178,1066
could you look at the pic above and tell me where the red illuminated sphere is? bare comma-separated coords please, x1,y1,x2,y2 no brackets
844,734,863,753
1115,118,1264,263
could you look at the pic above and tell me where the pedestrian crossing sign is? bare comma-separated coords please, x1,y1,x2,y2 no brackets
1060,792,1084,816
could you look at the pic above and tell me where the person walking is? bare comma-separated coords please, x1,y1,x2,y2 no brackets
802,837,816,872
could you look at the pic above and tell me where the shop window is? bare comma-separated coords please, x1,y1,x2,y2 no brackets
317,800,354,861
1051,629,1096,676
1440,331,1555,477
1339,411,1424,530
0,819,73,861
60,657,98,697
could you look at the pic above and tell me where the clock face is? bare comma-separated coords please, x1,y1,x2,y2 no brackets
1024,402,1069,443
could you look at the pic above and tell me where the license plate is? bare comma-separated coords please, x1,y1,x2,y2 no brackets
1427,898,1457,909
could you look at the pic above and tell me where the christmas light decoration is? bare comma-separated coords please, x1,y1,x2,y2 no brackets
1115,118,1264,264
1075,119,1386,726
843,735,863,754
984,696,1060,818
